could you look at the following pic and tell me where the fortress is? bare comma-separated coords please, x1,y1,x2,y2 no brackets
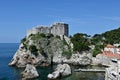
27,23,69,37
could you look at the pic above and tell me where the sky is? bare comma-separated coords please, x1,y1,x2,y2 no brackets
0,0,120,43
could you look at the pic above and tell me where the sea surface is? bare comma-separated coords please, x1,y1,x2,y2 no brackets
0,43,105,80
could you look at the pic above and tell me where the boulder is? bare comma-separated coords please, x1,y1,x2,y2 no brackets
21,64,39,79
53,53,68,63
91,57,100,65
9,48,46,67
9,50,30,67
69,52,92,66
48,64,71,79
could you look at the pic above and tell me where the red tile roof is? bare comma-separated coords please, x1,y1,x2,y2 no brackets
106,44,115,48
106,44,116,48
103,51,113,54
100,53,120,59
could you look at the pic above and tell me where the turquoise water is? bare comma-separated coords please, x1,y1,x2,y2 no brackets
0,43,105,80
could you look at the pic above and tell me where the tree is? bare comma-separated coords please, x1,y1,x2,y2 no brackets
71,33,90,52
101,27,120,44
92,45,102,57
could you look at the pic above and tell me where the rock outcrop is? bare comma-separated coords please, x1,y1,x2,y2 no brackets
9,33,72,67
48,64,71,79
69,51,92,66
92,54,115,66
9,41,92,67
21,64,39,79
9,43,46,67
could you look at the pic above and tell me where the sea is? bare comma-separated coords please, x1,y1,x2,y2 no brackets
0,43,105,80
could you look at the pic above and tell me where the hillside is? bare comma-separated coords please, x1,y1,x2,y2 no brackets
92,27,120,45
91,27,120,57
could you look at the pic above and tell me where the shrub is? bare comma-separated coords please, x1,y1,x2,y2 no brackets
63,37,68,45
31,33,46,40
56,35,60,39
28,34,34,38
92,45,102,57
23,43,28,49
46,33,54,38
62,37,72,58
39,48,44,54
63,51,72,59
29,45,38,56
39,48,48,58
21,37,26,43
40,33,46,37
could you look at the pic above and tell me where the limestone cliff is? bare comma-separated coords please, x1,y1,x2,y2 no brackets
9,33,73,67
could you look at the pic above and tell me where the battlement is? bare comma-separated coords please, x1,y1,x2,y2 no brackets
27,22,69,37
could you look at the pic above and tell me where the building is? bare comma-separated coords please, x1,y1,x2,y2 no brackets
96,44,120,66
27,22,69,37
104,44,120,54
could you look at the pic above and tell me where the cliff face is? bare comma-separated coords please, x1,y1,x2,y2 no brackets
9,33,72,67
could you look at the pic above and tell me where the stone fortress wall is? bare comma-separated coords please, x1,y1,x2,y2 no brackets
27,23,69,37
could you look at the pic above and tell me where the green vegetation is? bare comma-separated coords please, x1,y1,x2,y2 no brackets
29,45,38,56
91,27,120,56
38,47,48,58
30,33,55,40
38,48,45,55
40,33,46,37
92,45,102,57
20,37,29,49
56,35,60,39
63,50,72,59
70,27,120,56
63,37,67,45
28,34,34,38
102,28,120,44
30,33,46,40
23,43,28,49
92,27,120,45
91,35,105,57
21,37,26,43
62,37,72,59
46,33,54,38
91,34,103,45
71,33,90,52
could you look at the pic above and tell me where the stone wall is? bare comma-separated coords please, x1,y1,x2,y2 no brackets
27,23,69,37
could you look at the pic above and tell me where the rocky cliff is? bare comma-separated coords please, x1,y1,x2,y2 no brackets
9,33,73,67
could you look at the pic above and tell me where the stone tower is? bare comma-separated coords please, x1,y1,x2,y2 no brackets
27,22,69,37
